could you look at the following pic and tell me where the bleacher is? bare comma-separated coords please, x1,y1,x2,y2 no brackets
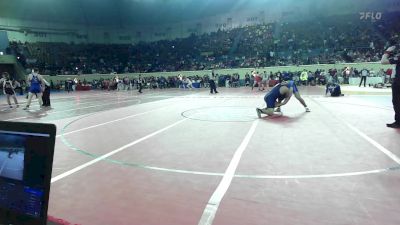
8,12,400,75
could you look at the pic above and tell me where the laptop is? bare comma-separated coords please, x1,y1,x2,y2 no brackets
0,121,56,225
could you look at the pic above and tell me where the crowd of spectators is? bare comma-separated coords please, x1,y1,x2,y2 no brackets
14,66,385,95
5,13,400,76
1,63,393,98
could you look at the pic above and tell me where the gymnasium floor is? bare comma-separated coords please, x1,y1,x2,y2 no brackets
0,86,399,225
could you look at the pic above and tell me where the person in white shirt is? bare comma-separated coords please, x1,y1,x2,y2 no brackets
2,72,19,108
186,77,193,89
70,77,78,91
344,67,351,84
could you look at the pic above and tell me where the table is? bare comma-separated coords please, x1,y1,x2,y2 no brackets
76,85,91,91
192,82,200,88
349,77,384,85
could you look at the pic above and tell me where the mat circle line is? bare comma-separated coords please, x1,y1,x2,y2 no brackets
60,106,400,179
181,106,258,122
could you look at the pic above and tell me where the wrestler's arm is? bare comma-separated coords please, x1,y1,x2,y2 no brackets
276,89,293,107
26,74,32,87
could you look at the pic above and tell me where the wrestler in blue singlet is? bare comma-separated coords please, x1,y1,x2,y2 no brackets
264,84,287,108
30,74,42,94
286,80,298,93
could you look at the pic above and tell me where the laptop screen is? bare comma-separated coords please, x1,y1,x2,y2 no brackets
0,122,56,225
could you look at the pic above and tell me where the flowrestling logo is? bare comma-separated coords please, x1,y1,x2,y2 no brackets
359,12,382,21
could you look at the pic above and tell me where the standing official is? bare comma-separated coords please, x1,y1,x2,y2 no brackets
138,75,144,93
209,74,218,94
381,45,400,128
359,68,369,87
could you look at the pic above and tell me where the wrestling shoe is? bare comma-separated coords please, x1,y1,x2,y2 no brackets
305,107,311,112
23,105,29,110
387,122,400,128
256,108,261,118
275,107,281,113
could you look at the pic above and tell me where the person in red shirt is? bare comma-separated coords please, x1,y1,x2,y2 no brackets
251,71,265,91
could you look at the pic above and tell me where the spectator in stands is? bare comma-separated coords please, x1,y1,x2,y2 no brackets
244,73,250,87
318,70,327,85
185,77,193,89
300,69,308,86
232,73,240,88
308,71,315,86
329,69,339,84
385,68,393,83
73,78,78,91
343,67,351,84
6,13,395,74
